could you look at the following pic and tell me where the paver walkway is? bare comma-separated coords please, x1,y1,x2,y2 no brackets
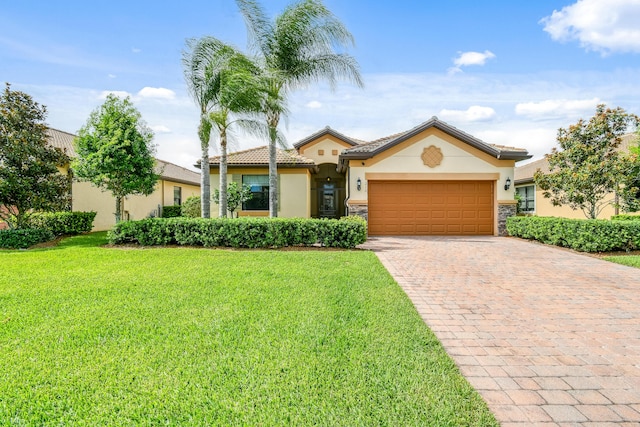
362,236,640,426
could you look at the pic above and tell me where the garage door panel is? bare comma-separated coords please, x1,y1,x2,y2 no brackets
368,180,494,236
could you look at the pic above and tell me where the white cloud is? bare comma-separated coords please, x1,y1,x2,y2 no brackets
108,74,116,79
449,50,496,73
137,87,176,100
515,98,601,119
438,106,496,122
151,125,171,133
131,47,142,54
541,0,640,54
306,100,322,109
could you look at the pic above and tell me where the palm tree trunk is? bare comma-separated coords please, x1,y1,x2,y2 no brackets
268,121,278,218
199,117,211,219
201,144,211,218
219,129,228,218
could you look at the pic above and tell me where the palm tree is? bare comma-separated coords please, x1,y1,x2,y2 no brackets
183,37,268,217
236,0,363,217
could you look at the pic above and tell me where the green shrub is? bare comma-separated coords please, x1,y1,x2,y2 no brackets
29,211,96,236
611,214,640,221
506,216,640,252
181,196,201,218
162,205,182,218
108,216,368,249
0,228,54,249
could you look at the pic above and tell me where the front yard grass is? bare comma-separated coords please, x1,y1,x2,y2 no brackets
603,255,640,268
0,233,497,426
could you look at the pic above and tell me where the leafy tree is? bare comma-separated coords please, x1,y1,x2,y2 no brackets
236,0,363,217
181,195,201,218
621,131,640,212
0,83,71,229
73,94,159,224
213,182,253,218
184,37,270,218
534,105,639,219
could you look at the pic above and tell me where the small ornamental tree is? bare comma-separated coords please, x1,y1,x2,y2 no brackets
620,131,640,212
213,182,253,218
534,105,639,219
73,94,159,223
0,83,71,229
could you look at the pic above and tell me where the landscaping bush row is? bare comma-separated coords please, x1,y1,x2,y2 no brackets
108,216,368,249
29,211,97,236
0,228,54,249
161,205,182,218
506,216,640,252
611,214,640,221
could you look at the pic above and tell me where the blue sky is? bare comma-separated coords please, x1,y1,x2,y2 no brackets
2,0,640,169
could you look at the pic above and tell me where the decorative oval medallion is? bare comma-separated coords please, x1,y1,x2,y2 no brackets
421,145,443,168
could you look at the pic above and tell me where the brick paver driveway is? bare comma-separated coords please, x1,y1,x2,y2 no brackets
362,236,640,426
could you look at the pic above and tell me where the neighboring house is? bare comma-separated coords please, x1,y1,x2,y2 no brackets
514,133,638,219
47,128,200,231
209,117,531,236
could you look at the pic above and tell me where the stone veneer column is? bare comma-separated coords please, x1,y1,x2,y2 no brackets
348,202,368,222
497,202,517,237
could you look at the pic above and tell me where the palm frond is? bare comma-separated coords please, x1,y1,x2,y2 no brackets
236,0,273,58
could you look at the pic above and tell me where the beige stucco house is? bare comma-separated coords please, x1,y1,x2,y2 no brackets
210,117,531,236
48,128,200,231
514,133,638,219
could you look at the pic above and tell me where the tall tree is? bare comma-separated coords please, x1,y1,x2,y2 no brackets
185,37,269,217
236,0,363,217
73,94,159,224
0,83,71,229
534,104,639,219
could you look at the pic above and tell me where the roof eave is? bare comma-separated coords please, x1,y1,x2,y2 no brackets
293,127,359,149
498,152,533,161
208,163,315,169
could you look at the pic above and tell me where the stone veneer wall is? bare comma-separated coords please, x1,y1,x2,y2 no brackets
348,203,368,222
497,203,517,237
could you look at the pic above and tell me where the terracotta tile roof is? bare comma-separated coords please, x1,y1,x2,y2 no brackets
46,128,77,156
209,145,315,167
156,159,200,186
515,133,639,183
46,128,200,185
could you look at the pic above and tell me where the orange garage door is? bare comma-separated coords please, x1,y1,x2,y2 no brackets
368,181,494,235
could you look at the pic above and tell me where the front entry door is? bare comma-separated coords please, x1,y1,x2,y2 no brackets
319,183,337,218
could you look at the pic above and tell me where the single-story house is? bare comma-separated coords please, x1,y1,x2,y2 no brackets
209,117,531,236
514,133,638,219
47,128,201,231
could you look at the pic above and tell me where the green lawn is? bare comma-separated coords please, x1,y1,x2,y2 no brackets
603,255,640,268
0,233,497,426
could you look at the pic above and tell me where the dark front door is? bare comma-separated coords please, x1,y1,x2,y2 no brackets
319,183,338,218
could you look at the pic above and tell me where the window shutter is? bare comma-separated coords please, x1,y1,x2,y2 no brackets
277,174,281,212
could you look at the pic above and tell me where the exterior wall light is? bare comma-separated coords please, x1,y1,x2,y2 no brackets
356,177,362,191
504,177,511,191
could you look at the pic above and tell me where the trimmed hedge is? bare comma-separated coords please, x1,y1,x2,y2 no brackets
29,211,96,236
108,216,368,249
0,228,54,249
162,205,182,218
506,216,640,252
611,214,640,221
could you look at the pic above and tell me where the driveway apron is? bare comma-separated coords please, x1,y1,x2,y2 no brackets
362,236,640,426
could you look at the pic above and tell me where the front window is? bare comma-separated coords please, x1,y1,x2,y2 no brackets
242,175,269,211
516,185,535,213
173,186,182,205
